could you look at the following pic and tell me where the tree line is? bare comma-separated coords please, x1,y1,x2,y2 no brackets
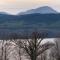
0,32,59,60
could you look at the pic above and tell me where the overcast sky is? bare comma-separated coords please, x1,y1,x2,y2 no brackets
0,0,60,14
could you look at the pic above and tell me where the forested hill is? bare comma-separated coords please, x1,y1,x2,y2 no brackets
0,13,60,38
0,13,60,29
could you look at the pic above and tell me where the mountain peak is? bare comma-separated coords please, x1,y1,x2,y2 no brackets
19,6,57,15
40,6,51,8
36,6,57,14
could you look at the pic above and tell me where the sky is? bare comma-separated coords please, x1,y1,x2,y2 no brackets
0,0,60,14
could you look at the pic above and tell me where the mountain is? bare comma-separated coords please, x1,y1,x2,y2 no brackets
0,13,60,34
19,6,57,15
0,13,60,29
0,12,9,15
0,12,59,38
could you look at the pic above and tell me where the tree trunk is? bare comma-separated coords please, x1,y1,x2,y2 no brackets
5,40,7,60
19,48,21,60
1,40,4,60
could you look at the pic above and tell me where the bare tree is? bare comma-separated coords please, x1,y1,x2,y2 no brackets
3,39,19,60
1,40,4,60
22,32,54,60
39,51,47,60
0,40,9,60
50,38,60,60
55,40,60,60
14,40,22,60
49,38,60,60
9,33,22,60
